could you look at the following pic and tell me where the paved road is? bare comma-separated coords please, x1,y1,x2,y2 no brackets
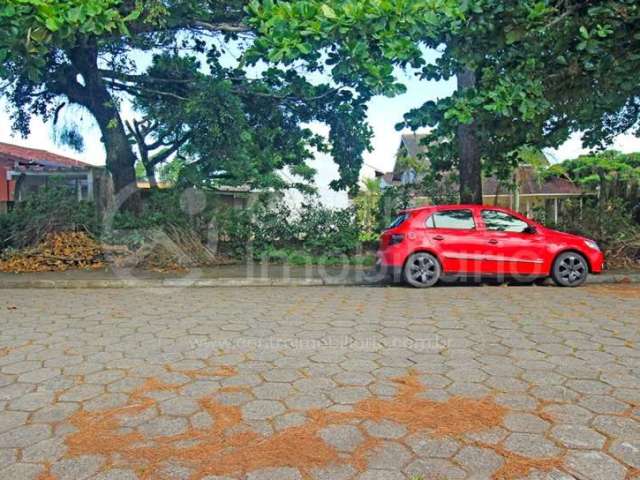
0,285,639,480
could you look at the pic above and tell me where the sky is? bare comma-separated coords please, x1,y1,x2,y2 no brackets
2,50,640,208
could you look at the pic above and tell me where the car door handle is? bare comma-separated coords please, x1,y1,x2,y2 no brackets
488,239,498,245
433,235,444,241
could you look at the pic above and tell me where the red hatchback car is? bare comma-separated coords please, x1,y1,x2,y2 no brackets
377,205,604,288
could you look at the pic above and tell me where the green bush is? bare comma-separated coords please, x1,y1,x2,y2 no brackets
1,186,369,264
554,198,640,268
0,185,98,250
215,201,361,260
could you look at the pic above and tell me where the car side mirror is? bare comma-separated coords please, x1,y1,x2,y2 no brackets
523,226,537,234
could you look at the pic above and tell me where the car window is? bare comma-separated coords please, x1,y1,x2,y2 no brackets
387,213,408,229
482,210,530,232
427,210,475,230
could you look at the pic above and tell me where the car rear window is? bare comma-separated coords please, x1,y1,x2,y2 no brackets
387,213,409,229
426,210,475,230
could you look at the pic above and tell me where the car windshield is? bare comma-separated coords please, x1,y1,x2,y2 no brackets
387,213,408,229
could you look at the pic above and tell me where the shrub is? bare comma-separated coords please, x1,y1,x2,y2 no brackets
215,201,362,260
554,198,640,268
0,185,98,250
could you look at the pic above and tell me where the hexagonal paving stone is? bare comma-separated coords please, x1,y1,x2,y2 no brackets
285,394,331,410
327,386,370,405
406,435,460,458
58,384,104,402
7,391,54,412
503,433,561,458
0,463,44,479
50,455,105,480
363,420,407,439
566,451,626,480
610,439,640,469
242,400,286,420
503,413,550,434
404,459,466,480
22,437,67,463
550,425,606,449
93,469,140,480
0,424,51,448
318,425,364,452
454,446,504,476
365,441,412,470
139,416,189,437
311,464,357,480
0,411,29,434
262,369,301,383
357,470,405,480
253,383,294,400
159,397,200,416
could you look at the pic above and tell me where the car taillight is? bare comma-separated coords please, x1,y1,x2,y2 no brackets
389,234,405,245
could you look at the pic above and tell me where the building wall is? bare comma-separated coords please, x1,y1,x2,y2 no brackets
0,166,16,203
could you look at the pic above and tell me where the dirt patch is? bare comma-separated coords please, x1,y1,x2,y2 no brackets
52,369,568,479
586,284,640,300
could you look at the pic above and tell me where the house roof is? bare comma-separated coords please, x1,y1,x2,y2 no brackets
400,133,430,159
0,142,93,169
483,166,582,196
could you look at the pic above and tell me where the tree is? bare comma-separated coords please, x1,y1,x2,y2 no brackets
548,151,640,209
353,178,381,240
0,0,372,211
247,0,640,204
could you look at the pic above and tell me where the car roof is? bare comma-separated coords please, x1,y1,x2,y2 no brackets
400,204,520,215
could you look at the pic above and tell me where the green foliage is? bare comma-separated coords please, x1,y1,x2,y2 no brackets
0,185,98,250
249,0,640,195
377,185,414,232
216,201,361,260
0,0,140,80
354,178,382,242
0,0,372,200
134,53,371,192
544,151,640,216
555,198,639,264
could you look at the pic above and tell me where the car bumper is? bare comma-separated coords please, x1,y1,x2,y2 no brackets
587,250,605,273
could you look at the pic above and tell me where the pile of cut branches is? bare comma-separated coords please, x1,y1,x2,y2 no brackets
0,232,111,273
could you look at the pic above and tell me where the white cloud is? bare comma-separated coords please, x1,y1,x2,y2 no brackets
546,131,640,163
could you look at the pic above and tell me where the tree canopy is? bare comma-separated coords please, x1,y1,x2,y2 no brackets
248,0,640,203
0,0,372,211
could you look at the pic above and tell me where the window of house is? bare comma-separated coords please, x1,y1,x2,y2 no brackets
481,210,530,232
426,210,475,230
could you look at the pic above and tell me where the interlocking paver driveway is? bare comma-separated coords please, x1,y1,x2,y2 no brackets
0,284,639,479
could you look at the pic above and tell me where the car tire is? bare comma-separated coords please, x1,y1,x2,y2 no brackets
403,252,441,288
551,252,589,287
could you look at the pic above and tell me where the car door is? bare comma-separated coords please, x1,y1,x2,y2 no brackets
424,208,485,274
479,209,547,276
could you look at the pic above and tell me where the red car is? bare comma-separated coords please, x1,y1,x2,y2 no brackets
377,205,604,288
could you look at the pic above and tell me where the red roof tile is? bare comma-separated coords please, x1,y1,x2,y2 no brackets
0,142,93,169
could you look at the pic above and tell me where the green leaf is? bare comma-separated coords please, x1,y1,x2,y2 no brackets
297,42,312,54
320,4,337,19
579,25,589,39
45,17,60,32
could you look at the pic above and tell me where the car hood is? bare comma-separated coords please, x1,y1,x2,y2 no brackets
541,227,591,244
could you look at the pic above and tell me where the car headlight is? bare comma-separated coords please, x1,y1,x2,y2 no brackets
584,239,600,251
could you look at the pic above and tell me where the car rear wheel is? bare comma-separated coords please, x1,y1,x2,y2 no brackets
404,252,441,288
551,252,589,287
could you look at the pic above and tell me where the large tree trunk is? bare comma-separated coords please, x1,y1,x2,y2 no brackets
144,161,159,189
67,45,142,213
457,67,483,204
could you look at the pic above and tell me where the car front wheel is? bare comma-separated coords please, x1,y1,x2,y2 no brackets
404,252,441,288
551,252,589,287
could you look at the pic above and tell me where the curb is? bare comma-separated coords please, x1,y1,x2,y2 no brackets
0,273,638,289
